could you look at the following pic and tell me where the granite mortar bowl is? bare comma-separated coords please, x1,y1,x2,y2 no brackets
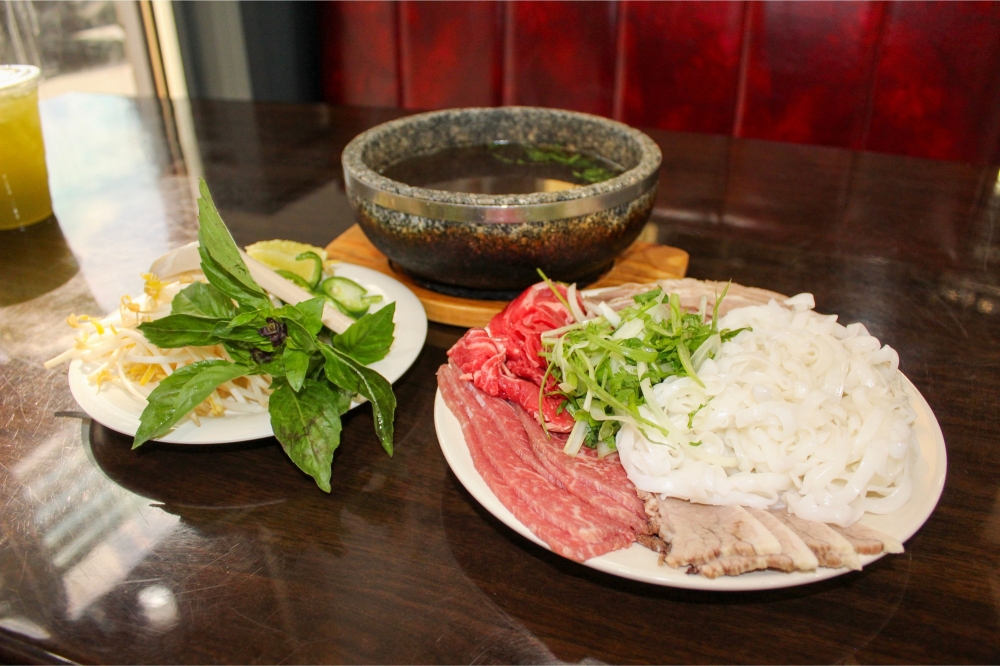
341,107,661,298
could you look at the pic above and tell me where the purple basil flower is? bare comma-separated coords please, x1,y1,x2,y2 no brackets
258,318,287,347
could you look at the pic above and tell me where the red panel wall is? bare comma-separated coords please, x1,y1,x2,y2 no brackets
502,1,618,116
866,1,1000,163
399,2,502,110
320,1,399,107
617,1,744,134
736,2,885,150
319,0,1000,164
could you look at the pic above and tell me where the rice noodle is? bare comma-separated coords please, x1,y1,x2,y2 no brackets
45,274,271,421
615,293,916,527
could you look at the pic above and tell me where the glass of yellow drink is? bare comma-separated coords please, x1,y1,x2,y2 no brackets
0,65,52,230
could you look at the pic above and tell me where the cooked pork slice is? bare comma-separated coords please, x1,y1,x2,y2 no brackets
636,533,669,556
830,522,905,555
584,278,787,317
688,556,770,578
747,508,819,572
687,510,820,578
644,495,781,568
769,511,862,570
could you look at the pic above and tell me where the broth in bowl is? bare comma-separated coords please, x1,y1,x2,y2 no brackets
341,106,662,294
380,143,625,195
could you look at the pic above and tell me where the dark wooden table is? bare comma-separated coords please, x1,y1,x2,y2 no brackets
1,95,997,664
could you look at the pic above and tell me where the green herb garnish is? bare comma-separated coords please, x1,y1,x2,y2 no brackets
543,284,742,452
687,397,713,429
133,179,396,492
489,142,620,184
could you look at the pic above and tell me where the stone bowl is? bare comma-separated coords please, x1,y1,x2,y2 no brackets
341,107,661,299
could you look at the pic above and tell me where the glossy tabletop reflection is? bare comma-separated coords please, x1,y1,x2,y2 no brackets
1,95,998,664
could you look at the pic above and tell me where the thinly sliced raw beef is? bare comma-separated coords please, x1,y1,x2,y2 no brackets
487,282,577,385
512,407,647,531
438,364,633,561
448,283,578,432
455,388,626,543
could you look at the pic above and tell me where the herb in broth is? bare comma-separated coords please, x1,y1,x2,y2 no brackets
489,143,619,184
380,143,624,195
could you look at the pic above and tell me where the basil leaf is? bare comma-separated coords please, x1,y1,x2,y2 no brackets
212,321,273,349
321,344,395,456
199,244,271,312
319,344,360,394
133,360,249,448
252,349,286,377
283,318,316,352
222,341,284,376
268,378,351,492
282,348,311,391
275,296,325,336
222,342,253,365
347,359,396,457
138,314,227,348
258,357,286,376
171,282,238,319
196,179,271,310
228,309,269,328
332,302,395,364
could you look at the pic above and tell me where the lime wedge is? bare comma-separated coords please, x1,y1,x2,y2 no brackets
246,240,328,287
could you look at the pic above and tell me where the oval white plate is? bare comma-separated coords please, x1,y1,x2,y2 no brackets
69,263,427,444
434,376,947,591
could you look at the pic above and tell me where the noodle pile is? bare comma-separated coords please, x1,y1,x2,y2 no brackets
615,293,916,527
45,273,271,424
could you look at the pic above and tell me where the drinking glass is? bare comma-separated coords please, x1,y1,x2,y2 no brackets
0,64,52,229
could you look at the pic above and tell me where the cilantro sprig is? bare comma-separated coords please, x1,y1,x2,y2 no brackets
132,179,396,492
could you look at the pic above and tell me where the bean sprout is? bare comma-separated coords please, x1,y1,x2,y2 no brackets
45,273,271,424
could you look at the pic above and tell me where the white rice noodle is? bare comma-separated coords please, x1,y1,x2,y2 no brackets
615,293,916,527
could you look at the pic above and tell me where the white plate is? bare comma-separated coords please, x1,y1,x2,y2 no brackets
434,376,947,591
69,263,427,444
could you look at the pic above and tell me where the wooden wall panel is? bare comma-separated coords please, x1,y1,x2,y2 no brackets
320,1,399,107
503,1,618,116
399,2,502,110
617,1,744,134
736,2,885,149
866,1,1000,163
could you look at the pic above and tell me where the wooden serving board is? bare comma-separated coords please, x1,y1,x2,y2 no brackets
325,225,689,328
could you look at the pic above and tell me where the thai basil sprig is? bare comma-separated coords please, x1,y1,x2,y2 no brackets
133,179,396,492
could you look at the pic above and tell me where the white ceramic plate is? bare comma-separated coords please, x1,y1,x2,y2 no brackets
69,264,427,444
434,376,947,591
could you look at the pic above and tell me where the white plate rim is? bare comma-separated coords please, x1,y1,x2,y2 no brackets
69,263,427,444
434,375,947,591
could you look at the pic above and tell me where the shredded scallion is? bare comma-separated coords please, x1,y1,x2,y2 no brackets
540,284,745,452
